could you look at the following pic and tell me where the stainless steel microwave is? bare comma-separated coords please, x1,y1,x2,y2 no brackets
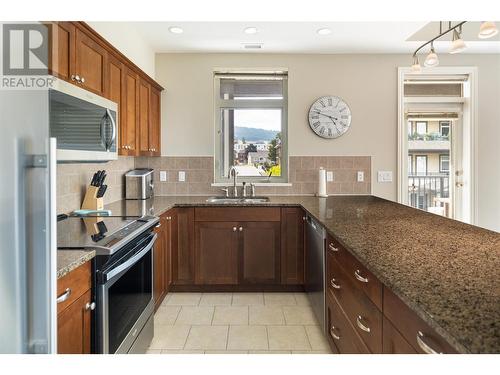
49,79,118,162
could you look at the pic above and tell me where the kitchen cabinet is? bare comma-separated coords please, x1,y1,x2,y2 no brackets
48,21,75,82
153,216,167,311
280,207,305,285
240,221,281,284
195,222,239,285
57,262,93,354
383,317,417,354
74,28,107,96
171,208,195,285
149,86,162,156
47,22,163,157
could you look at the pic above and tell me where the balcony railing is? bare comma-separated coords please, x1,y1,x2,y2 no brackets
408,174,450,212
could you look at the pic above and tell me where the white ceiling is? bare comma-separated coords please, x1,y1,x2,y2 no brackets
125,21,500,54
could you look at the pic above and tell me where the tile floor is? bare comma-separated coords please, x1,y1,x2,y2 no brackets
147,292,332,354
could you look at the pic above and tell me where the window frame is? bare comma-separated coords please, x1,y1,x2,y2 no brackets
213,72,289,183
415,121,428,135
415,154,428,175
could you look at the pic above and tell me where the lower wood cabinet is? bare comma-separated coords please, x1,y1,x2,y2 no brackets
57,261,92,354
383,316,417,354
240,221,281,284
280,207,305,285
171,207,195,285
195,222,239,285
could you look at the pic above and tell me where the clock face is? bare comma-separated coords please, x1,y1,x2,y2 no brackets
308,96,352,139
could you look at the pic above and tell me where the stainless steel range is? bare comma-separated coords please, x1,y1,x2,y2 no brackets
57,215,159,354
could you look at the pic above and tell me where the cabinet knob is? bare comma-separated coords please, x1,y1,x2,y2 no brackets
232,227,237,232
239,226,243,232
74,75,81,83
80,76,85,84
70,74,76,82
85,302,96,311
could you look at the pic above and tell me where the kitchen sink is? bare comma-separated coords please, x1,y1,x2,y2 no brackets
206,196,270,204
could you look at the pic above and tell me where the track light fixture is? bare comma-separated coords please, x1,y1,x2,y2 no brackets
424,43,439,67
411,55,421,72
478,21,498,39
450,27,467,54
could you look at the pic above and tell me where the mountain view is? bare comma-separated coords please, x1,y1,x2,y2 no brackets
234,126,279,142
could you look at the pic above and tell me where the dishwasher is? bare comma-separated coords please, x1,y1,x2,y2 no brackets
305,215,326,333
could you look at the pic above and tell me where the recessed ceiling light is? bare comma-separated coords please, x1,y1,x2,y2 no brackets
244,27,258,34
317,28,332,35
169,26,183,34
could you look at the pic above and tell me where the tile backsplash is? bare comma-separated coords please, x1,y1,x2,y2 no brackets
56,157,134,214
57,155,371,214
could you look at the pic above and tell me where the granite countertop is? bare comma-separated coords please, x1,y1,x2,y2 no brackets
105,195,500,353
57,249,95,279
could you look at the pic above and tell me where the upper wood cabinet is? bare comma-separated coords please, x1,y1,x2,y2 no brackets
138,79,151,155
47,22,163,157
280,207,305,285
48,22,75,82
74,29,107,95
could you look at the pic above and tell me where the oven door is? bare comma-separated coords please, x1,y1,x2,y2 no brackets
98,232,156,354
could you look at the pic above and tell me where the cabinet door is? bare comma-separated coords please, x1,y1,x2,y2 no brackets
195,222,239,285
240,222,281,284
121,68,139,155
383,317,417,354
171,208,195,285
48,22,75,82
57,289,92,354
106,54,124,153
149,86,161,156
280,207,305,285
164,210,173,291
153,218,167,311
75,29,107,95
138,79,151,155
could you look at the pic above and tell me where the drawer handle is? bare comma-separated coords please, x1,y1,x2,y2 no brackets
356,315,371,333
330,326,341,340
354,269,369,283
330,278,341,289
56,288,72,304
416,331,442,354
85,302,96,311
328,243,339,252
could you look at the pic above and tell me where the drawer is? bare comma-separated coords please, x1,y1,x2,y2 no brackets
195,207,281,222
382,316,417,354
383,288,457,354
326,293,370,354
57,261,91,314
326,233,382,310
327,255,383,353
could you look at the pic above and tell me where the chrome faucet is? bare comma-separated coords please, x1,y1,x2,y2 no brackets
228,166,238,197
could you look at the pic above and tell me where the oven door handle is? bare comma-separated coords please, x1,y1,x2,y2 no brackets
104,233,157,283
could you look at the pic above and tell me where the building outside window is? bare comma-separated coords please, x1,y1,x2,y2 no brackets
439,121,450,139
440,154,450,173
415,155,427,175
416,121,428,135
214,72,288,183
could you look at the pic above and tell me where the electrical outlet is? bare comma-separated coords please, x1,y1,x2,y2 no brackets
357,171,364,182
159,171,167,182
178,171,186,182
377,171,393,182
326,171,334,182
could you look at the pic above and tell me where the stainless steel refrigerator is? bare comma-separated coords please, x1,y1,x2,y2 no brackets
0,86,58,353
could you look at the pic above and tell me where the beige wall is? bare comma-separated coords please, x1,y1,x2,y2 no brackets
88,22,156,77
155,53,500,232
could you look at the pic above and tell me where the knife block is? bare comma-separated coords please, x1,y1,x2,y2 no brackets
81,185,104,211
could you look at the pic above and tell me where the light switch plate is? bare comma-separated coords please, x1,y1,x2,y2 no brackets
159,171,167,182
178,171,186,182
326,171,334,182
357,171,364,182
377,171,393,182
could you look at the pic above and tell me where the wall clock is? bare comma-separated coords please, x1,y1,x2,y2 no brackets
308,96,352,139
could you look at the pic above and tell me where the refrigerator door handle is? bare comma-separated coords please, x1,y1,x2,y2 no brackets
48,137,58,354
